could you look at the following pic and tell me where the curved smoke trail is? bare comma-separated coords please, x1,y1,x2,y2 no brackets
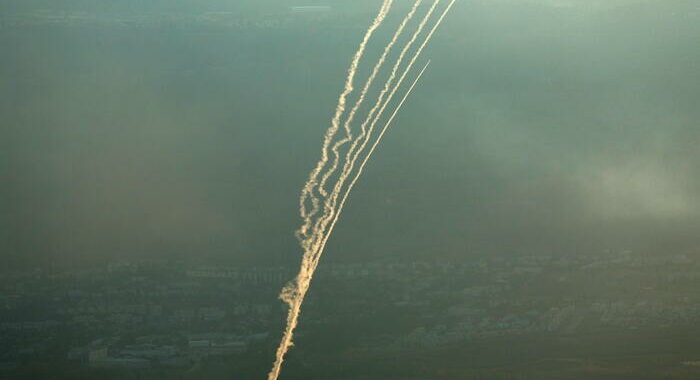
312,0,441,249
313,0,456,270
297,0,393,243
268,2,455,379
269,4,394,378
332,0,457,233
314,60,432,272
316,0,422,207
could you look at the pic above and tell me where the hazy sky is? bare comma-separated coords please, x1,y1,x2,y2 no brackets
2,0,699,268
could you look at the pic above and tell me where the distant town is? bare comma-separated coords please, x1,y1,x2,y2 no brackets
2,250,700,378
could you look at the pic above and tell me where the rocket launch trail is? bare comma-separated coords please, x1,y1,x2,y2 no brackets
268,1,455,379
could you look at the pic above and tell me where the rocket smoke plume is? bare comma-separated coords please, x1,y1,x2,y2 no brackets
297,0,393,241
268,1,455,379
315,0,443,256
315,0,459,271
316,0,423,203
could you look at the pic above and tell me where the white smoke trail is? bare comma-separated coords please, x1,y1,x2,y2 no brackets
316,0,422,206
348,0,456,188
312,0,454,268
269,3,395,378
279,62,431,380
269,2,455,379
344,0,439,165
296,0,393,242
312,60,432,273
340,0,456,193
311,0,441,247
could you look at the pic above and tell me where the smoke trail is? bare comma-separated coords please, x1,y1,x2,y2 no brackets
340,0,457,200
313,61,432,273
353,0,455,175
276,62,431,380
311,0,441,246
269,2,455,379
269,4,396,378
316,0,422,206
344,0,439,165
296,0,393,242
312,0,454,263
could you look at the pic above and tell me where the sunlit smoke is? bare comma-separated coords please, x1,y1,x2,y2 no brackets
268,2,455,379
314,0,442,247
296,0,394,242
315,61,433,272
313,0,456,265
316,0,423,205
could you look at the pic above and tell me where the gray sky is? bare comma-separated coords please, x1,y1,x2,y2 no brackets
2,0,699,268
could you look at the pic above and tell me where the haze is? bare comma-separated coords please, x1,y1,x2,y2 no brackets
3,0,699,269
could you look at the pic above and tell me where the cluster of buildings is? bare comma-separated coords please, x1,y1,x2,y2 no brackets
63,332,265,370
1,250,699,373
